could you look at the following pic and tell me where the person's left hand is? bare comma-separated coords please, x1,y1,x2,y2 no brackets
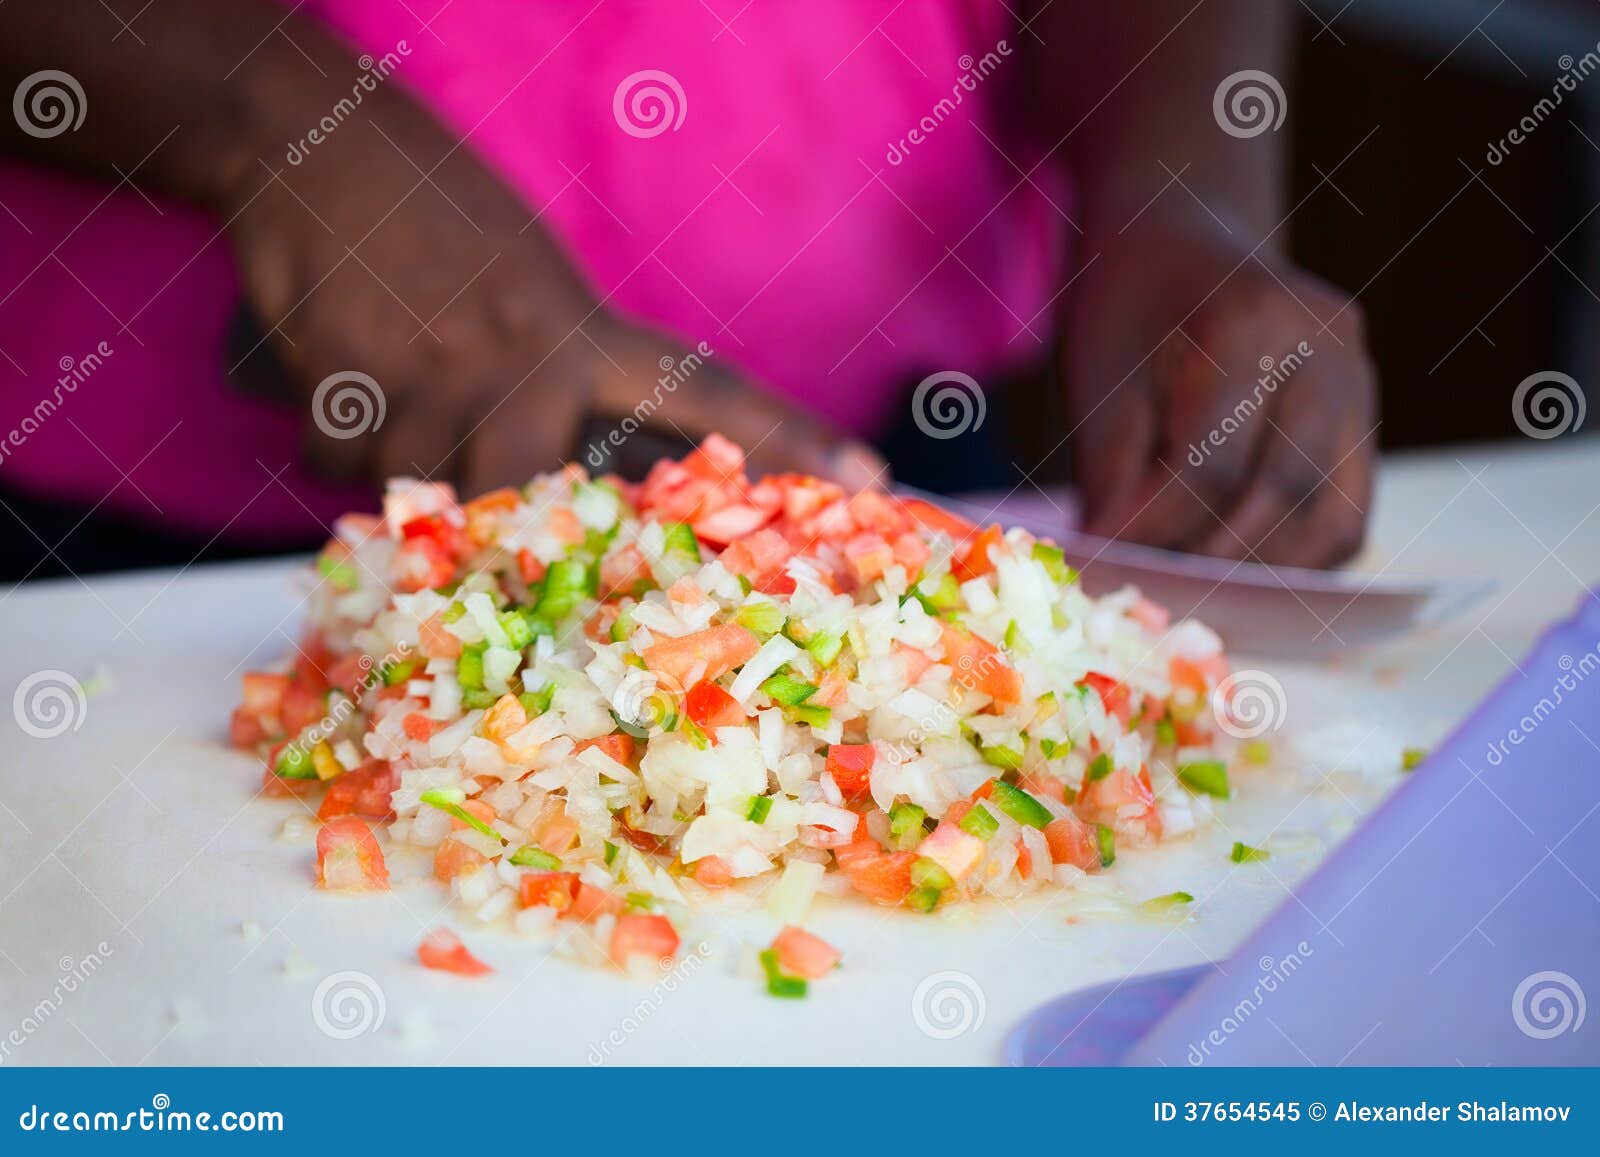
1058,215,1377,568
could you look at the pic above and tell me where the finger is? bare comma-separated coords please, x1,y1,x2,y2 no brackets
1073,366,1159,539
459,363,590,495
590,355,886,489
1250,430,1374,567
1105,331,1268,549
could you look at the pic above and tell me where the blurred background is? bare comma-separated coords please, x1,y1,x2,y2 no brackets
2,0,1598,580
1002,0,1600,463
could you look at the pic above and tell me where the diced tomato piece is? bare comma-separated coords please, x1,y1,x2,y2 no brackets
569,882,624,922
1016,837,1034,879
317,762,398,821
316,817,389,891
692,855,734,888
918,821,986,882
694,502,773,546
1081,672,1133,723
717,527,793,589
1044,814,1101,871
516,547,547,585
433,836,489,882
240,672,290,716
527,798,579,856
419,613,464,659
399,514,471,559
842,532,895,586
1018,772,1068,804
954,524,1006,581
1129,596,1171,633
393,535,456,592
519,872,580,912
610,912,681,967
1169,653,1230,698
417,927,492,976
1076,766,1163,842
840,849,917,905
229,707,267,749
641,623,760,686
812,667,849,708
772,926,841,979
280,680,327,735
899,496,977,540
463,488,520,543
685,679,745,735
403,713,446,742
891,532,930,579
449,798,497,832
682,432,747,483
291,636,333,693
939,622,1022,707
260,764,318,798
970,778,997,801
548,507,584,546
824,743,876,797
894,644,934,685
599,544,650,597
573,733,637,767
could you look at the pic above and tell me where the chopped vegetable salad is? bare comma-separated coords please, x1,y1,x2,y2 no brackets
231,435,1251,982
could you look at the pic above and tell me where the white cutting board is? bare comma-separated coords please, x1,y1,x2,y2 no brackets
0,440,1593,1065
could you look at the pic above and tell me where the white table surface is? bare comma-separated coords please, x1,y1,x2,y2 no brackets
1,438,1595,1066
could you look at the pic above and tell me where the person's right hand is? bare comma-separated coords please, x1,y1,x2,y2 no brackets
217,59,881,496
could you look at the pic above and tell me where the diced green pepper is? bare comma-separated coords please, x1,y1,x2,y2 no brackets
735,602,786,638
888,802,927,849
497,609,534,650
990,780,1053,829
456,643,486,690
1030,542,1077,585
1140,891,1194,915
624,891,657,912
1085,752,1114,782
273,743,318,780
519,685,554,717
603,840,620,867
905,885,943,913
419,787,502,842
1401,746,1428,771
761,674,818,706
1177,760,1231,799
804,630,845,667
661,522,701,560
1096,823,1116,867
759,948,808,998
1155,719,1177,746
536,558,595,621
787,704,832,729
1230,841,1269,863
509,845,562,870
440,600,467,624
959,803,999,840
461,688,497,710
1038,737,1069,759
910,857,955,892
1242,738,1272,764
381,658,418,687
747,795,773,824
316,554,360,591
980,743,1023,771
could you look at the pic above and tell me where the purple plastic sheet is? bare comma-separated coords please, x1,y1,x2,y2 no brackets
1013,589,1600,1066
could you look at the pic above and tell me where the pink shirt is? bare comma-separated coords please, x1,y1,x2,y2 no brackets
0,1,1066,539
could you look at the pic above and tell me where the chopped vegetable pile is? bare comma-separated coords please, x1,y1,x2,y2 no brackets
231,435,1256,988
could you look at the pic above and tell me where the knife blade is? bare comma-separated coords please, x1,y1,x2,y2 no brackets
894,484,1491,658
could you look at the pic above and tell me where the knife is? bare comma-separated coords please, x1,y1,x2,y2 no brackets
893,484,1491,658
